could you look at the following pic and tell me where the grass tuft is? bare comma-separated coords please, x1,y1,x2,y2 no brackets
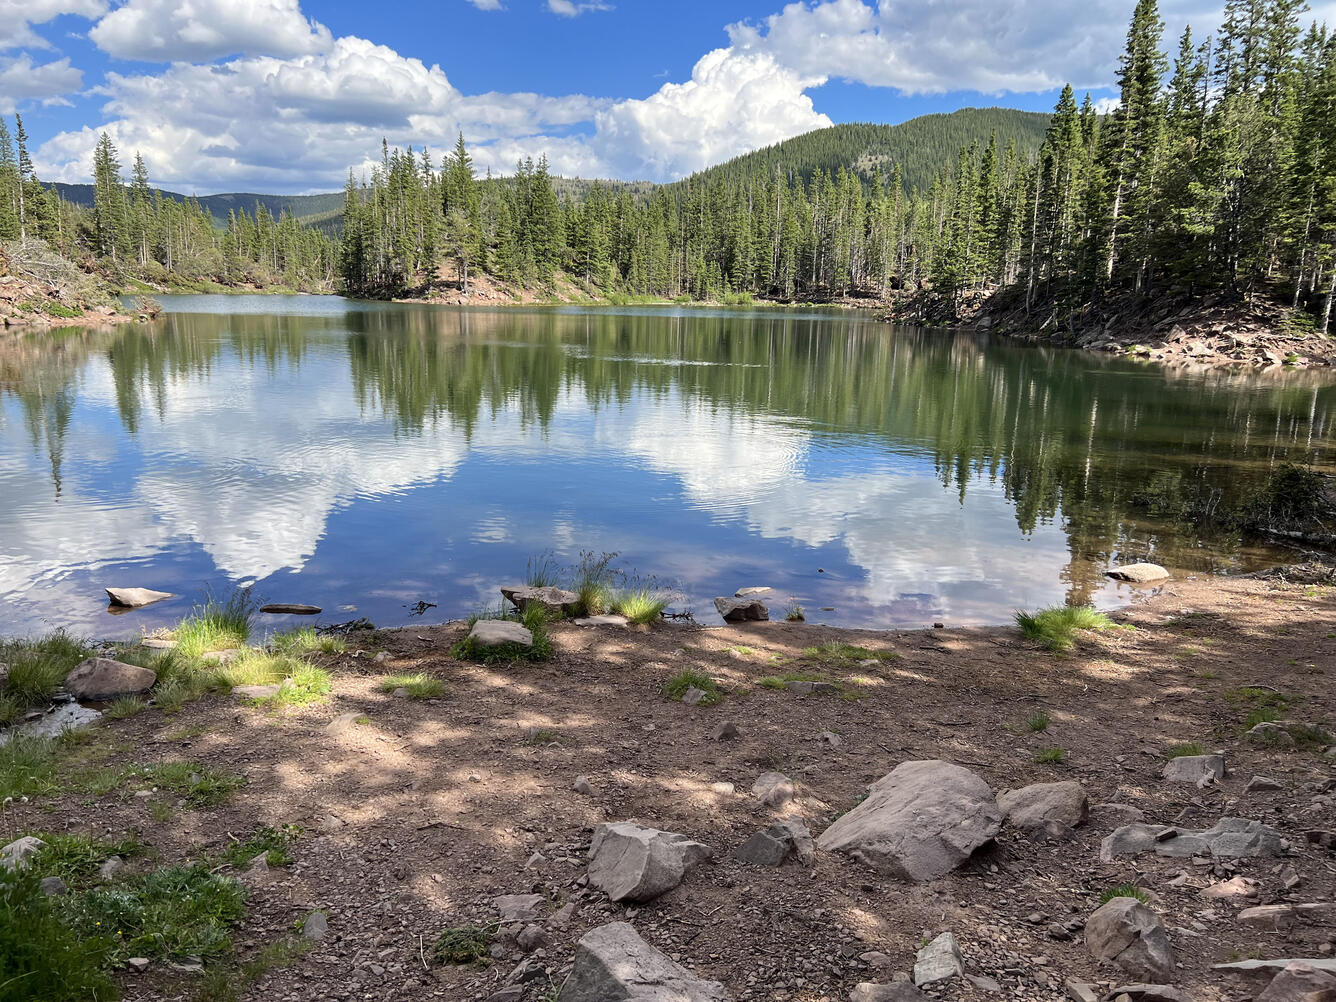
222,825,301,868
433,924,491,965
661,670,721,705
103,696,147,720
31,833,143,887
0,867,118,1002
1100,883,1150,905
453,603,553,663
270,627,345,656
1016,605,1116,652
785,601,806,622
610,587,668,625
1025,710,1052,732
219,650,331,707
378,673,446,699
171,589,255,658
137,761,245,807
0,631,93,723
1164,741,1205,758
1033,746,1068,764
799,642,898,669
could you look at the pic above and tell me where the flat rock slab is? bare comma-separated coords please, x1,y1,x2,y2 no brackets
998,781,1088,831
914,932,964,985
468,620,534,648
1106,563,1170,583
140,637,178,650
260,604,322,615
501,585,578,615
572,615,629,628
557,922,729,1002
64,657,156,700
852,984,928,1002
1085,897,1176,982
493,894,545,923
1161,754,1225,786
0,702,102,743
816,760,1002,881
105,586,173,608
1216,960,1336,974
587,822,712,903
1102,986,1194,1002
714,597,769,622
1101,817,1286,862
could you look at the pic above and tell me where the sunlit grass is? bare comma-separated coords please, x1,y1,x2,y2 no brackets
378,673,445,699
0,631,93,723
610,587,668,625
1016,605,1116,652
799,642,898,669
661,670,721,705
218,650,331,707
270,627,345,656
170,590,255,658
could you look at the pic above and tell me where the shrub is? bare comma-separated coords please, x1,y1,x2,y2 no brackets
1016,606,1115,652
0,868,117,1002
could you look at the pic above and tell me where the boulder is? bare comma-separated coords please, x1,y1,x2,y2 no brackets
1085,898,1175,982
751,772,795,809
997,781,1088,832
40,876,67,896
1246,775,1284,793
1247,722,1296,746
586,823,712,903
259,604,321,615
1161,754,1225,786
714,597,769,623
0,836,45,870
732,818,813,867
105,586,173,608
501,586,579,616
913,932,964,985
852,984,928,1002
63,658,156,700
1101,818,1286,862
468,620,533,648
1256,962,1336,1002
1106,563,1170,583
816,760,1002,881
556,922,728,1002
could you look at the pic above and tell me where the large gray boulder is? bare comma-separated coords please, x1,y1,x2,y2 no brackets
468,620,533,648
501,585,578,615
1161,754,1225,786
63,658,156,700
587,823,712,903
816,760,1001,881
1106,563,1170,583
1256,962,1336,1002
1085,898,1175,982
997,781,1088,832
557,922,728,1001
1101,817,1286,862
105,586,173,608
714,597,769,622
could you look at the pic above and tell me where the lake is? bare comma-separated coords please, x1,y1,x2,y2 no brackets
2,295,1333,639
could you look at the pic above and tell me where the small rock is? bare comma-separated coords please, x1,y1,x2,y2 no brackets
1106,563,1170,583
494,894,545,923
468,620,534,648
516,923,547,953
713,596,769,622
1101,987,1194,1002
1066,982,1101,1002
501,585,578,615
734,587,773,598
127,958,150,973
1256,962,1336,1002
586,823,712,903
1090,803,1147,826
967,975,1003,993
105,586,173,608
1200,875,1258,899
1246,775,1284,793
1084,897,1175,982
997,781,1088,831
682,686,708,706
1161,754,1225,786
712,721,739,741
232,683,282,700
64,657,156,700
572,614,629,628
303,911,329,941
573,775,594,796
39,876,66,896
259,603,322,615
1247,722,1296,747
99,856,123,880
0,836,45,871
324,711,365,735
752,772,795,809
556,922,727,1002
852,985,928,1002
819,729,843,748
913,932,963,986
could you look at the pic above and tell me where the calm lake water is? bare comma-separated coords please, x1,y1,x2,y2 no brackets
2,295,1334,639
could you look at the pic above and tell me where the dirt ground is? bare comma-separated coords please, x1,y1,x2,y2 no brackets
6,568,1335,1002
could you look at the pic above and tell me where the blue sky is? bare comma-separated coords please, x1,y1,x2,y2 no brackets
3,0,1328,194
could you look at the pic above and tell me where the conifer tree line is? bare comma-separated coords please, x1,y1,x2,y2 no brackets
1,125,337,289
341,0,1336,333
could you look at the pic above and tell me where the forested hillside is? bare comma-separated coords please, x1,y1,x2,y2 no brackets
682,110,1051,192
47,184,345,229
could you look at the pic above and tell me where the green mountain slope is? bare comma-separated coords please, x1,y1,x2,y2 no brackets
48,183,345,227
682,108,1051,192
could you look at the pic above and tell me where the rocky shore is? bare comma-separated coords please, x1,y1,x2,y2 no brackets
2,565,1334,1002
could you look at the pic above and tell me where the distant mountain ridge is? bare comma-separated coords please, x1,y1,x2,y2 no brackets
47,108,1051,227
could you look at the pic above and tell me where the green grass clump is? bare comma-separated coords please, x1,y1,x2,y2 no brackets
219,651,331,707
194,935,313,1002
757,671,834,691
570,550,619,617
270,627,345,656
524,551,561,588
611,587,668,625
1165,741,1206,758
1100,883,1150,904
378,673,445,698
70,864,246,964
31,833,142,888
524,727,560,745
786,602,806,622
0,631,93,723
661,670,721,705
433,924,492,965
0,734,62,800
1015,605,1116,652
102,696,147,720
1244,706,1282,729
453,603,554,664
1025,710,1052,732
1033,747,1068,764
171,590,255,658
1286,722,1334,748
799,642,898,669
222,825,301,868
0,868,118,1002
137,761,244,807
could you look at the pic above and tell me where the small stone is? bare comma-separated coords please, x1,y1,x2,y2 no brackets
712,721,739,741
127,958,150,973
752,772,795,809
99,856,123,880
1257,964,1336,1002
324,711,365,735
1247,775,1284,793
714,596,769,622
105,586,173,608
63,657,157,700
303,911,329,941
913,932,963,986
1085,897,1175,982
1066,981,1101,1002
468,620,534,648
1106,563,1170,583
682,686,708,706
819,729,843,748
1161,754,1225,786
516,924,547,953
0,836,45,870
494,894,545,923
852,985,928,1002
39,876,66,896
967,975,1003,993
573,775,594,796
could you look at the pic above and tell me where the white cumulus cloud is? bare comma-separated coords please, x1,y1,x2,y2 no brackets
0,54,84,113
547,0,613,16
0,0,106,50
89,0,332,62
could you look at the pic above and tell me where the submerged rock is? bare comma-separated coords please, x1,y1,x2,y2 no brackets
64,657,156,700
556,922,728,1002
105,586,173,608
816,760,1001,881
259,603,322,615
